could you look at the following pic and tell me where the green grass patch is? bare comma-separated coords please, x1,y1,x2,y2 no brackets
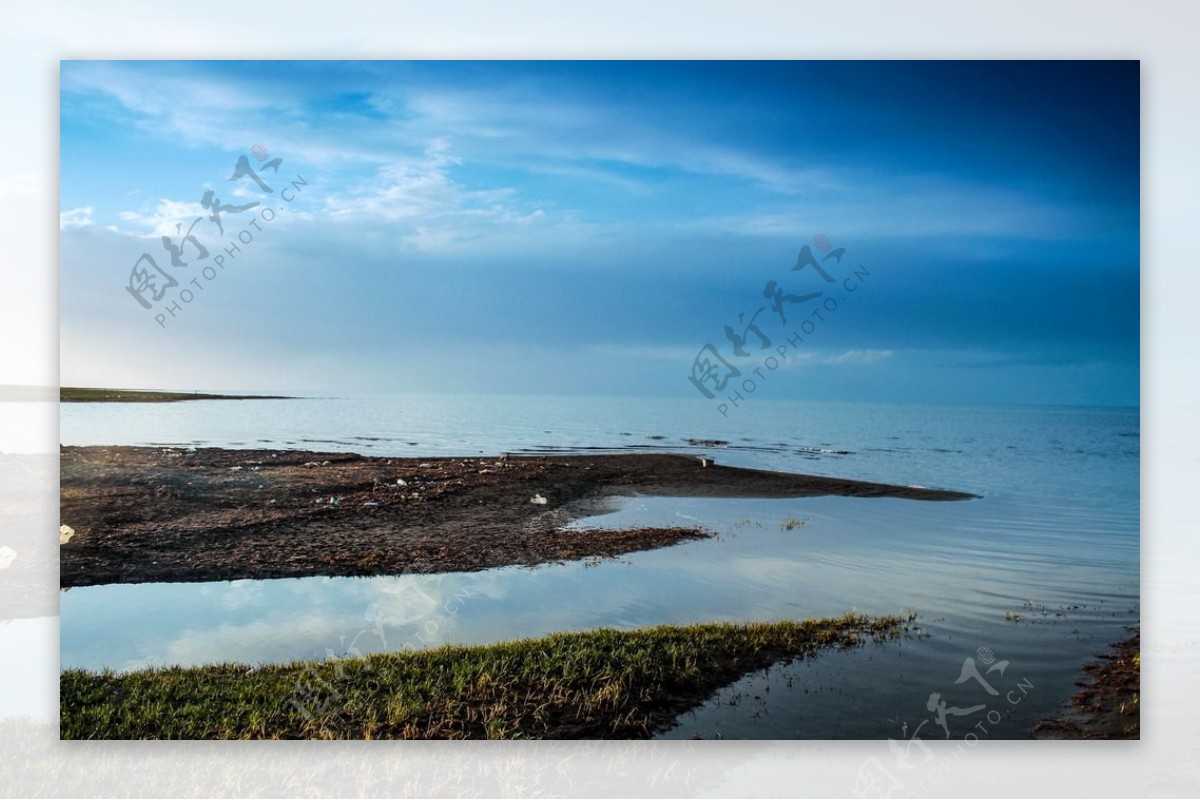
61,613,909,739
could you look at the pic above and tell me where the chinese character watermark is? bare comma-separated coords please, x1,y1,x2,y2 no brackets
688,234,872,416
123,145,309,328
854,645,1034,798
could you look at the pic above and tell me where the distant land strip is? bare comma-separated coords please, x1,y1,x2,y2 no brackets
60,387,295,403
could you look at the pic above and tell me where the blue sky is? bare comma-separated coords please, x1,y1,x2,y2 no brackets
59,60,1139,406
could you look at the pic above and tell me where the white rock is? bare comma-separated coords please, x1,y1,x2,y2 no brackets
531,493,548,505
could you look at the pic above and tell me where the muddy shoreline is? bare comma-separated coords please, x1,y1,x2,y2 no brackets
1034,630,1140,739
60,445,975,588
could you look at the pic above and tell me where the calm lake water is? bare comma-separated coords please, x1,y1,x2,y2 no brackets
59,394,1139,739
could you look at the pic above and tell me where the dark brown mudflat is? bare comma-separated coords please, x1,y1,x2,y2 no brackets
1034,630,1140,739
60,446,974,588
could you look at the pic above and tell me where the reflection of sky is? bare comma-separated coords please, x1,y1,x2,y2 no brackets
61,491,1137,674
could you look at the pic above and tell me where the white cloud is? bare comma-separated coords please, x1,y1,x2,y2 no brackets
319,139,569,253
772,348,894,369
63,64,845,209
60,62,1104,261
58,206,93,230
117,199,209,237
63,62,286,148
323,140,465,222
61,62,378,167
821,348,893,365
116,200,208,237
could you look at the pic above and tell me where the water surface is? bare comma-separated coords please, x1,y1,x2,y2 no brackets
59,395,1139,738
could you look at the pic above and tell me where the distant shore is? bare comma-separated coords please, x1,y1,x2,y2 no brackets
60,387,294,403
59,446,976,588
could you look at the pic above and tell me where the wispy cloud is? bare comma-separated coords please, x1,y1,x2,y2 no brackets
774,349,895,369
62,62,1106,248
62,62,376,166
323,140,504,224
62,63,842,201
398,86,846,195
821,348,894,365
59,207,94,230
116,199,208,237
315,139,598,253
